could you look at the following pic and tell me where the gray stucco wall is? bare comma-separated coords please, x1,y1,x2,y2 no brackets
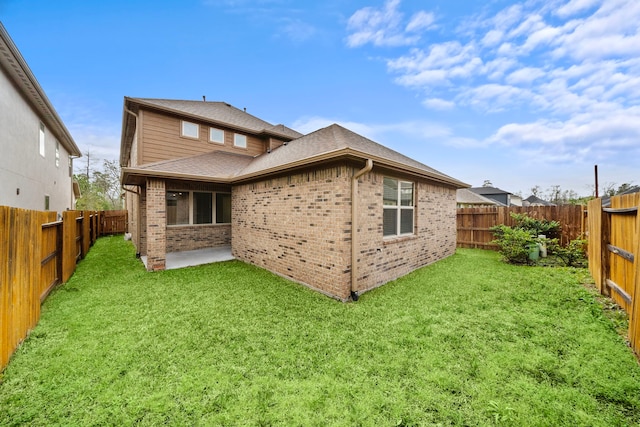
0,68,75,213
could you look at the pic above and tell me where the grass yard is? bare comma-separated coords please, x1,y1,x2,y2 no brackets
1,236,640,426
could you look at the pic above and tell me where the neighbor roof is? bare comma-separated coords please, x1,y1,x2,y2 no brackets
524,195,556,206
122,123,469,188
457,188,498,205
468,186,513,195
0,23,81,157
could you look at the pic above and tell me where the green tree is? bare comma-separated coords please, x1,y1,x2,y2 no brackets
75,159,122,210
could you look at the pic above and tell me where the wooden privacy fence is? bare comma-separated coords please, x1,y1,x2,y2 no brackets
101,210,128,235
1,207,127,371
457,205,586,249
587,193,640,356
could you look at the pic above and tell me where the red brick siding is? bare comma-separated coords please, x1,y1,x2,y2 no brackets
232,165,353,300
166,225,231,252
146,178,166,271
355,171,457,292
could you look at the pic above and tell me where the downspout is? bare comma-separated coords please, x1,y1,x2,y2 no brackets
351,159,373,301
124,106,140,256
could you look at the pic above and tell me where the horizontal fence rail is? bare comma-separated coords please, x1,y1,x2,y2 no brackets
457,205,586,250
1,207,127,371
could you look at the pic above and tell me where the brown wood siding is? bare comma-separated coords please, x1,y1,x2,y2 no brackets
139,109,266,164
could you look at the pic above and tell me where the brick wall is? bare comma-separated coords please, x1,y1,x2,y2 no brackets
355,171,457,293
145,178,166,271
232,164,353,300
167,224,231,252
232,164,457,300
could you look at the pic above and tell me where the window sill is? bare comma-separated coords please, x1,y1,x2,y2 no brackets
383,234,417,245
167,223,231,228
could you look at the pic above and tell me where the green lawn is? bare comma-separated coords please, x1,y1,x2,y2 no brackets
1,236,639,426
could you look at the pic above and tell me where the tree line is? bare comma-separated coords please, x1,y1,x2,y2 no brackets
75,151,122,211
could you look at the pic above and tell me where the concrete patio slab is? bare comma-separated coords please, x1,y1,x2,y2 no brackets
141,245,234,270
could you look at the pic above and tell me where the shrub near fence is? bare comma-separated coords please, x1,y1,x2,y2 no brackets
0,207,127,371
457,205,586,250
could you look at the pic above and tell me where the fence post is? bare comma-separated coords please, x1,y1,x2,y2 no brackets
61,211,76,283
82,210,90,257
0,206,9,369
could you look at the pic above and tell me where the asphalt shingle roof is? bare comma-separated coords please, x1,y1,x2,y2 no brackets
125,123,467,187
457,188,498,205
130,98,302,138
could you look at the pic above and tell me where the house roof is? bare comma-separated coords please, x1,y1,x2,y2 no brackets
0,23,81,157
524,195,556,206
468,186,512,196
456,188,498,205
122,123,469,188
125,151,255,184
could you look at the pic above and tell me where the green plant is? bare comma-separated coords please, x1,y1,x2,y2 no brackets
492,213,563,265
547,238,588,267
510,213,561,239
491,224,537,264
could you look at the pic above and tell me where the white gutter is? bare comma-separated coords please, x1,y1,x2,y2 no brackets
350,159,373,301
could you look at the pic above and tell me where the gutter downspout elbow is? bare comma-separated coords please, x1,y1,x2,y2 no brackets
351,159,373,301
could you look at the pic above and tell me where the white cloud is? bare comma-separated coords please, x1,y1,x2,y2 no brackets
422,98,455,110
505,67,545,85
481,30,504,47
405,11,435,33
555,0,600,18
276,18,317,43
345,0,434,47
291,116,452,147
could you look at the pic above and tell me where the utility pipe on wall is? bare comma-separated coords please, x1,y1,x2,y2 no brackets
351,159,373,301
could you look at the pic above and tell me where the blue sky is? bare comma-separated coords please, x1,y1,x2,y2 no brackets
2,0,638,197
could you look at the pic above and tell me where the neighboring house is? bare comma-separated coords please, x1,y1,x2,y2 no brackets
510,194,523,207
456,188,498,208
0,23,81,212
523,195,557,207
120,97,467,301
468,186,512,206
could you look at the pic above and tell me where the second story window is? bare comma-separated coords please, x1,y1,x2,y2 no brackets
209,127,224,144
55,141,60,167
39,122,45,157
181,121,199,139
234,133,247,148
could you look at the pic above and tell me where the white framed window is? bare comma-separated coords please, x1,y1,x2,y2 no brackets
55,141,60,167
166,191,231,226
39,122,45,157
383,177,414,237
181,121,199,139
209,127,224,144
44,195,50,211
234,133,247,148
